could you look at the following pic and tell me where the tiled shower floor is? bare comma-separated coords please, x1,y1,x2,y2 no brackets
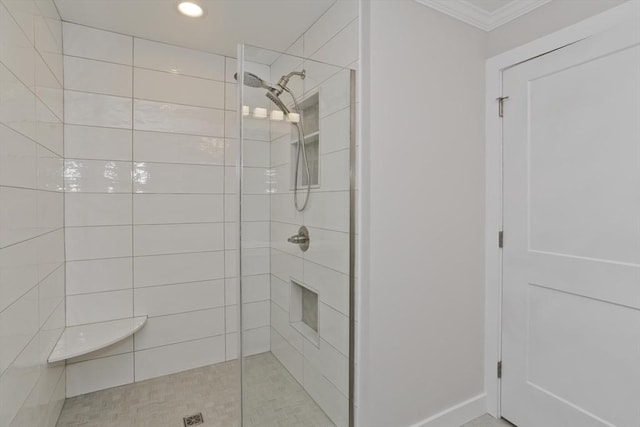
56,352,332,427
463,414,514,427
57,351,507,427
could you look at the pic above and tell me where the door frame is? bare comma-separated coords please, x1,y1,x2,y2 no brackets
484,0,640,418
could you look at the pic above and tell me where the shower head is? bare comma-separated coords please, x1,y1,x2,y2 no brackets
233,69,306,116
266,90,290,115
266,70,305,116
234,71,271,90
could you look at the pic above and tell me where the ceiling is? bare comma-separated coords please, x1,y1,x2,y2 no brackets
54,0,335,59
415,0,552,31
468,0,515,13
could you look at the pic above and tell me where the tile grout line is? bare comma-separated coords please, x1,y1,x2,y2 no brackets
61,20,232,64
64,53,230,83
67,332,230,367
67,278,230,298
268,59,273,360
0,2,65,116
64,87,229,113
222,56,228,362
269,325,348,401
306,16,359,61
0,226,64,251
0,119,63,159
131,35,136,384
0,3,68,406
59,6,69,405
66,122,260,140
0,263,64,318
62,121,232,140
64,157,228,168
59,352,332,426
66,221,230,228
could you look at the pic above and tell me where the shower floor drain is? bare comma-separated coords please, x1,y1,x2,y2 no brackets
183,413,204,426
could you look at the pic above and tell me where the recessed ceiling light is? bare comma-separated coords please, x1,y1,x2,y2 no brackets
177,1,204,18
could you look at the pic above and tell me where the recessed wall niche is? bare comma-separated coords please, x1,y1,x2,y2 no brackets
290,280,319,346
291,92,319,188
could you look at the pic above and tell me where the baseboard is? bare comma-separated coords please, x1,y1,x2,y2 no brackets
409,393,487,427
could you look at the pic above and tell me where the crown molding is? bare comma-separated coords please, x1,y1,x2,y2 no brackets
415,0,552,31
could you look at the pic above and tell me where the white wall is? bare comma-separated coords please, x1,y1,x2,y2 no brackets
358,1,486,425
486,0,628,57
62,23,270,397
0,0,66,425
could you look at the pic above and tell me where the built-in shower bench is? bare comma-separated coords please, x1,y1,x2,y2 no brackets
47,316,147,363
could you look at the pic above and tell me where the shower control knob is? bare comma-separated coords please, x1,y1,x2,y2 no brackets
287,226,310,252
287,235,307,244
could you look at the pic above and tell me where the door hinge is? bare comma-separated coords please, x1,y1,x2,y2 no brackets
497,96,509,118
499,231,504,248
497,361,502,378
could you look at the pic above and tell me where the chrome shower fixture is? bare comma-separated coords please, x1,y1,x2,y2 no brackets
234,70,306,116
265,90,291,115
272,70,306,97
267,70,306,115
235,71,289,112
237,71,271,89
234,69,311,211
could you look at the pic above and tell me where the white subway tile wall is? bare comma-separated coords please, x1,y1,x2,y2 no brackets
235,51,272,360
0,0,358,419
0,0,66,425
62,23,270,396
264,0,358,425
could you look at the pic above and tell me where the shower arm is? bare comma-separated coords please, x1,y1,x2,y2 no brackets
273,70,306,96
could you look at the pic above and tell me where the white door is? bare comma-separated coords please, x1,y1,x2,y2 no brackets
501,18,640,427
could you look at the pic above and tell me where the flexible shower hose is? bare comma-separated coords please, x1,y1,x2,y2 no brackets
283,86,311,212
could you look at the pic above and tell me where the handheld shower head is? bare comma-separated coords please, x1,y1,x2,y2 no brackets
266,69,305,115
265,90,290,115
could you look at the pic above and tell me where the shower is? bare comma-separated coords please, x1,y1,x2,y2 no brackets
0,0,356,421
235,70,310,211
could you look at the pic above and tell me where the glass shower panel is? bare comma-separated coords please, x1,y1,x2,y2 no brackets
238,45,354,427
